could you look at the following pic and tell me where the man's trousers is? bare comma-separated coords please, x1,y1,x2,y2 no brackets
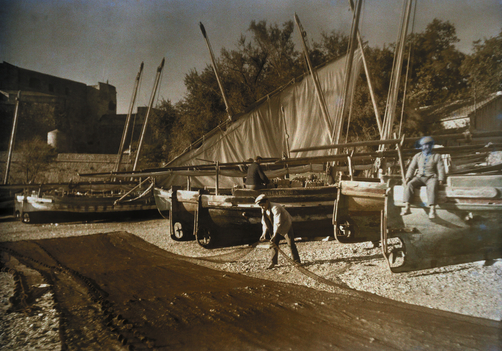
270,227,301,264
403,176,439,206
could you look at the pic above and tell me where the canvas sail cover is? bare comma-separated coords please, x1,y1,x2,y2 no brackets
158,51,362,189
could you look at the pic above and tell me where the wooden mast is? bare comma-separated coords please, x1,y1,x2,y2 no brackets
3,91,21,184
332,0,363,145
381,0,414,143
132,58,165,171
294,13,334,142
200,22,233,121
347,0,383,138
115,62,144,173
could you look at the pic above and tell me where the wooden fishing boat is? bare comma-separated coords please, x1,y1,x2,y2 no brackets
153,186,199,241
139,14,373,248
380,174,502,272
151,148,381,248
2,63,165,224
326,136,502,269
159,185,338,248
325,0,502,271
14,180,157,224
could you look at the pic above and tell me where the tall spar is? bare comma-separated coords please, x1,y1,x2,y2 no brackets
115,62,144,173
3,91,20,184
132,58,165,171
332,0,363,145
294,14,334,143
199,22,233,121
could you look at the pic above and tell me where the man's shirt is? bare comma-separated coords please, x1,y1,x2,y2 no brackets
406,152,445,181
261,202,293,236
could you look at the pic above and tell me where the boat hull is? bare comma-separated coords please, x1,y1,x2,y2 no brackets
383,175,502,272
156,186,338,248
201,202,335,248
15,191,157,224
153,186,199,241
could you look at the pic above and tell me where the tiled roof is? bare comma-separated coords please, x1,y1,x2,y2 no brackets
418,92,501,121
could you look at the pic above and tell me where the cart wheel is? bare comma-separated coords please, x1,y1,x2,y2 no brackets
22,213,31,224
196,227,215,249
335,217,356,243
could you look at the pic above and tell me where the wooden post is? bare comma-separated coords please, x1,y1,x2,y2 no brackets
347,151,354,181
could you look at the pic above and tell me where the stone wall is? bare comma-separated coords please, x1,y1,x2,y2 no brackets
0,62,118,153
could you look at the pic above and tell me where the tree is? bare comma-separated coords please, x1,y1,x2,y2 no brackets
128,99,179,168
221,20,303,108
316,30,350,62
16,102,57,145
166,20,305,161
345,45,395,143
16,137,57,183
407,19,466,106
461,29,502,97
133,142,164,170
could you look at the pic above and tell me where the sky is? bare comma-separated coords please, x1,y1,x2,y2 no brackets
1,0,501,114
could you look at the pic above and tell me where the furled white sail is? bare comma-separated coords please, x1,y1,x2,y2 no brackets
159,51,362,188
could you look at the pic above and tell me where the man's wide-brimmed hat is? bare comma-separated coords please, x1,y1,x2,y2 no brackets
255,194,268,204
419,136,434,145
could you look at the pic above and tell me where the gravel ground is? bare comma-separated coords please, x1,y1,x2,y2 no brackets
1,216,501,349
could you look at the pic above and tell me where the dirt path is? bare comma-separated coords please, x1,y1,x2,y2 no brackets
1,231,500,350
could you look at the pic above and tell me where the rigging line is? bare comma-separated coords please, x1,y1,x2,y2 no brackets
117,181,154,204
343,49,363,144
398,0,417,139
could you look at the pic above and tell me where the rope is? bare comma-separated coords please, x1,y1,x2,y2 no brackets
187,241,261,263
270,242,348,288
177,238,348,289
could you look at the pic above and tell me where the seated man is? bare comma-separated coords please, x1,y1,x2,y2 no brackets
401,136,445,219
245,156,270,190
